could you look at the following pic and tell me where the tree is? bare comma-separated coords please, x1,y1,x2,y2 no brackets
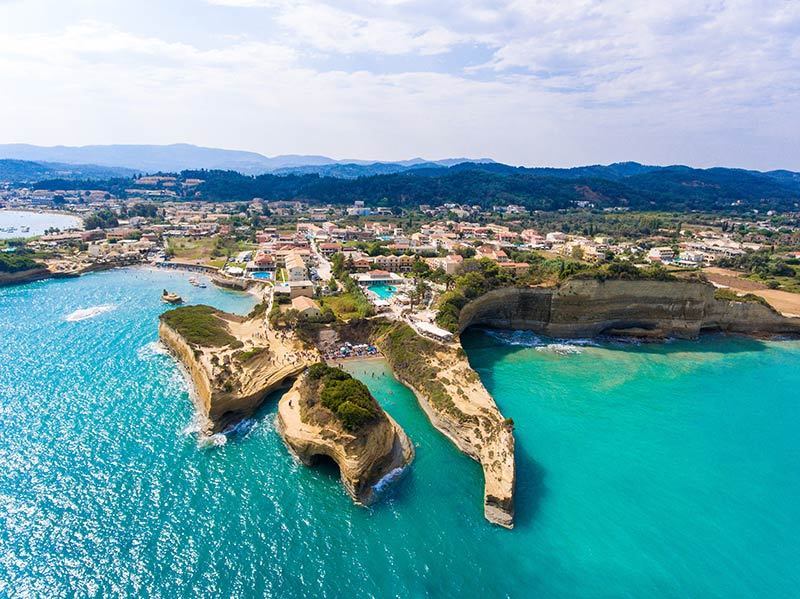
411,257,431,280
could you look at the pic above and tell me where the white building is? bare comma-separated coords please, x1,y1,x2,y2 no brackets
285,252,308,282
647,247,675,262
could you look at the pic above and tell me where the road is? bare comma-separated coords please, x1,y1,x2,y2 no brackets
311,240,333,283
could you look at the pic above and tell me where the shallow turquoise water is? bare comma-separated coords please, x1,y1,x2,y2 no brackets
367,283,397,300
2,270,799,597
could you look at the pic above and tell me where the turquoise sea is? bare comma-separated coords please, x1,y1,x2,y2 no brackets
2,269,799,597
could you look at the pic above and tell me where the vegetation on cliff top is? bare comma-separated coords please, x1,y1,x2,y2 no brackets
159,305,243,348
717,250,800,293
713,288,771,306
325,253,374,320
371,322,474,424
305,363,380,431
0,252,45,273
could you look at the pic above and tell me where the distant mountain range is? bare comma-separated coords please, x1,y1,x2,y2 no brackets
3,143,800,214
0,143,494,177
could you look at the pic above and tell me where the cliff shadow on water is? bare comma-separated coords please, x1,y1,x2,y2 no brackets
512,442,547,528
215,387,291,443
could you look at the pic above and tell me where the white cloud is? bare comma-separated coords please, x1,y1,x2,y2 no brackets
207,0,467,55
0,1,798,169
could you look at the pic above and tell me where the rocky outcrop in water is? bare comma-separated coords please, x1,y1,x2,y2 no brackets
159,306,317,434
372,322,516,528
458,279,800,338
276,373,414,504
0,267,54,287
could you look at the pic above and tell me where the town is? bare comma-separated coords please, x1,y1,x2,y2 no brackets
3,174,800,335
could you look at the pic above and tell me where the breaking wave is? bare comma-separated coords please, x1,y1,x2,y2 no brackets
198,433,228,448
222,418,257,438
65,304,116,322
372,466,407,496
483,329,592,354
181,413,204,436
137,341,169,361
536,343,584,355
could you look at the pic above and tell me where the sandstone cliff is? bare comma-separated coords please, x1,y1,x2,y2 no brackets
0,267,53,287
159,306,318,434
373,323,516,528
276,374,414,504
458,279,800,339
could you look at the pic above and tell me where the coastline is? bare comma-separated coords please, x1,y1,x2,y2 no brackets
325,354,384,366
162,338,215,439
0,207,86,233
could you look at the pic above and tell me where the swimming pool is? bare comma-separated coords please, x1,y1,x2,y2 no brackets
367,284,397,300
250,272,272,280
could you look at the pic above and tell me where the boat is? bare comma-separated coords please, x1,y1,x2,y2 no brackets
161,289,183,304
189,277,200,286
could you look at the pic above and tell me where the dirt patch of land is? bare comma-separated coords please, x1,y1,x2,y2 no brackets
704,267,768,291
704,267,800,317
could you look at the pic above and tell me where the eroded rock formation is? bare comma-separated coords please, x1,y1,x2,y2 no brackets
373,323,516,528
159,306,318,434
276,374,414,505
458,279,800,338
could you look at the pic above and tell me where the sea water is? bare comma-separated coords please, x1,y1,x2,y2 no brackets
1,269,799,597
0,210,82,239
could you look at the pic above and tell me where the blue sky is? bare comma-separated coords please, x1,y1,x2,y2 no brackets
1,0,798,169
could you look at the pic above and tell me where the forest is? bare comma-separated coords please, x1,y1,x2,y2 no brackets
31,161,800,213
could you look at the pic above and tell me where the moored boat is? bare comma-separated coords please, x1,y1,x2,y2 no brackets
161,289,183,304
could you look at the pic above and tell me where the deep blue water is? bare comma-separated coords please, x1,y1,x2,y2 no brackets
1,269,799,597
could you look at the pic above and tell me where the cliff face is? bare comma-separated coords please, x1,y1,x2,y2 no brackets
459,279,800,338
159,310,317,434
276,375,414,504
373,323,515,528
0,267,52,287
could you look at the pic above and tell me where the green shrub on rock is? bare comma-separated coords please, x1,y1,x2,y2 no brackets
305,362,379,430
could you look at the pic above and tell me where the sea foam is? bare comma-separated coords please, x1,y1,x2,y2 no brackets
65,304,115,322
137,341,169,360
372,467,407,496
198,433,228,448
484,328,591,354
536,343,584,355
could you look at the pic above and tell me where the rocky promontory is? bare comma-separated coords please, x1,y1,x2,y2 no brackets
159,303,318,434
276,364,414,504
0,266,54,287
371,322,516,528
